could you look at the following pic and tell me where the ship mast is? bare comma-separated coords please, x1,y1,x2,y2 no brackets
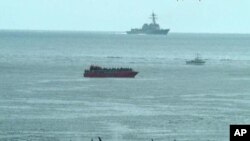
150,12,157,25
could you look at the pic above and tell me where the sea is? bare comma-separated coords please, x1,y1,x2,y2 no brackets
0,30,250,141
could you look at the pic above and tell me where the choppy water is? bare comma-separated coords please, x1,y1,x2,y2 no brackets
1,31,250,141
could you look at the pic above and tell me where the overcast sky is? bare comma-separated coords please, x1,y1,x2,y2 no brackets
0,0,249,33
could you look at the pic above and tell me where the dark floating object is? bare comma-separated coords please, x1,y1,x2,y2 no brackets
84,65,138,78
186,54,206,65
98,137,102,141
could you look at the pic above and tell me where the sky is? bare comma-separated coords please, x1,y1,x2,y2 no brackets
0,0,250,33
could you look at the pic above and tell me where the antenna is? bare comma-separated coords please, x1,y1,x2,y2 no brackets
150,12,157,24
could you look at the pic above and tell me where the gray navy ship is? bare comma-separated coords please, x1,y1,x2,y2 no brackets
127,13,170,35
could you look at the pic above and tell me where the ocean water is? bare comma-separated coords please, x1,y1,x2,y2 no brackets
1,31,250,141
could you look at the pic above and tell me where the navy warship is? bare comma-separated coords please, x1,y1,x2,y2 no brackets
127,13,170,35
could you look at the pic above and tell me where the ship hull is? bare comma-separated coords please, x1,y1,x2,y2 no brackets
127,29,170,35
84,71,138,78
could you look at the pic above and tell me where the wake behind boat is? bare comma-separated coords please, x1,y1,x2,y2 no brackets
84,65,138,78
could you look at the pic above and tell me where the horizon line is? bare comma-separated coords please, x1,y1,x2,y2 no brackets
0,29,250,35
